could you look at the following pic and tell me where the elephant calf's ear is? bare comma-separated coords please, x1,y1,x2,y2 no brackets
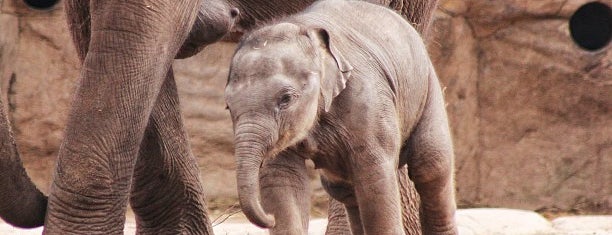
307,28,353,112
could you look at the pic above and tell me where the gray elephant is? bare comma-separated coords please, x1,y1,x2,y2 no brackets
0,0,439,234
225,0,457,234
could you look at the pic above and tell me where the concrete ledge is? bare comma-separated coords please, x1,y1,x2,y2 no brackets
1,209,609,234
212,219,327,235
0,219,329,235
457,208,555,235
552,216,612,235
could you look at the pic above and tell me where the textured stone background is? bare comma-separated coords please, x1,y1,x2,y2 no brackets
1,0,610,214
429,0,611,213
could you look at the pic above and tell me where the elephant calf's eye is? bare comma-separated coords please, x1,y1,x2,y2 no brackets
278,93,295,109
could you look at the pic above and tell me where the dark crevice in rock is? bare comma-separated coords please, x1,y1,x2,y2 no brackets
7,72,18,135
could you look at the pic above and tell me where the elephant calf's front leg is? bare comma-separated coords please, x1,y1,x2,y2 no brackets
351,159,404,235
259,152,311,235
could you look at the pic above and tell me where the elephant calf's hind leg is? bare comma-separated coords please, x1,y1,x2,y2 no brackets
404,75,457,235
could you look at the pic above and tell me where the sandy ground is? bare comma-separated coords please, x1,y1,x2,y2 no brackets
2,208,611,235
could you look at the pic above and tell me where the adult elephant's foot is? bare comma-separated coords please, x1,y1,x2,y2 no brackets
44,182,127,235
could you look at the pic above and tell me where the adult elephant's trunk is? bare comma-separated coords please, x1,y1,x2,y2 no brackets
234,123,276,228
175,0,239,58
0,99,47,228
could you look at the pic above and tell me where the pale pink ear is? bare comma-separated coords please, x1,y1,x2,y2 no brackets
307,28,353,112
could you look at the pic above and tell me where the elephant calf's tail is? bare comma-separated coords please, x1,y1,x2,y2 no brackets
0,101,47,228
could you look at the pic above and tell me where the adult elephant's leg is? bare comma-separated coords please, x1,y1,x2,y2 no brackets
396,0,439,35
130,68,212,234
64,0,90,62
324,198,349,235
43,1,201,234
259,152,310,235
399,164,422,235
365,0,439,36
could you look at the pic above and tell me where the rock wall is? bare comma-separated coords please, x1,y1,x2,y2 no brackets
0,1,18,120
0,0,610,213
1,0,80,193
429,0,611,213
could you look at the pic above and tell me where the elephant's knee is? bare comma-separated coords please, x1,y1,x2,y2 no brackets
408,149,453,185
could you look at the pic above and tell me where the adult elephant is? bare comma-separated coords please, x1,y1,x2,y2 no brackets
0,0,439,234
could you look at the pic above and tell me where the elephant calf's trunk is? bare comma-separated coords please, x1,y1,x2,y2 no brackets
235,142,275,228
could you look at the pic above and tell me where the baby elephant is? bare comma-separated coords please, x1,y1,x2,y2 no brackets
225,0,458,234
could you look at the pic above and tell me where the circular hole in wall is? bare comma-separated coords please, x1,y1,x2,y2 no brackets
569,2,612,51
23,0,59,10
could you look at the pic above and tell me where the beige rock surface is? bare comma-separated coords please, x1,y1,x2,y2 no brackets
429,0,611,212
173,43,239,198
0,13,18,111
1,1,79,194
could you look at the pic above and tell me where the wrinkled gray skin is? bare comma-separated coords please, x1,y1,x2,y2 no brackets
0,0,438,234
226,1,457,235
